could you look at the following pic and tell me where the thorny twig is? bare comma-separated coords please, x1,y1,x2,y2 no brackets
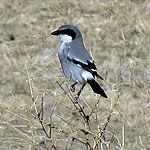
37,92,58,150
37,92,50,138
56,81,91,126
100,111,112,142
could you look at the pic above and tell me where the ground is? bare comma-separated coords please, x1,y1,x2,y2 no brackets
0,0,149,149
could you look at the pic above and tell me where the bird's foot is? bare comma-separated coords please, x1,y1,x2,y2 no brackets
75,91,81,101
70,82,77,92
74,94,80,102
70,85,75,92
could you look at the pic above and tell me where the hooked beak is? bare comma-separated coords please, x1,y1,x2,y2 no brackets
51,30,59,36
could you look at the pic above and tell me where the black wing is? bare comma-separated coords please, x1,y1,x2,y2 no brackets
68,58,103,80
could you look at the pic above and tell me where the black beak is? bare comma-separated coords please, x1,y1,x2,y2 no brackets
51,30,59,35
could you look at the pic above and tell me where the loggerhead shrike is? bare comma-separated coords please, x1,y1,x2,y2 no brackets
51,25,108,98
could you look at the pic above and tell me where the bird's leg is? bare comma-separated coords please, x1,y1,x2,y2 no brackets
70,82,78,92
75,84,86,99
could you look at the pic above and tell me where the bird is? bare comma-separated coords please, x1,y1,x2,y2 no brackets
51,25,108,98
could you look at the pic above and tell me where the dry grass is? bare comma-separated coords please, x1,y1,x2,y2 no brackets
0,0,149,149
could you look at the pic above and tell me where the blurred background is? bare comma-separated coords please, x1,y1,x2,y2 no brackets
0,0,149,149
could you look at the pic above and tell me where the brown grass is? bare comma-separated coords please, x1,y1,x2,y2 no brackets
0,0,149,149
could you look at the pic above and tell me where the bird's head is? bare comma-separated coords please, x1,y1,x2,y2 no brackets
51,25,82,43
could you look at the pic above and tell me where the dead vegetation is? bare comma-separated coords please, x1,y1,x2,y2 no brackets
0,0,149,149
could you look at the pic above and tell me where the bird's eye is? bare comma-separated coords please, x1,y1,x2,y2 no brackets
65,29,76,40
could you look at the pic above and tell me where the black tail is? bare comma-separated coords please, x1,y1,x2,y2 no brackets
87,79,108,98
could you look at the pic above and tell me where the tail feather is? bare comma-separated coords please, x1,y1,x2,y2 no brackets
96,73,104,80
87,79,108,98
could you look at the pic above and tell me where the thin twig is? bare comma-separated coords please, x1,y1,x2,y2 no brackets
100,111,112,143
56,81,91,126
38,93,50,138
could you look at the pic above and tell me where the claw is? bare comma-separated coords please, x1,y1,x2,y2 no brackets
70,85,75,92
70,82,77,92
74,96,79,102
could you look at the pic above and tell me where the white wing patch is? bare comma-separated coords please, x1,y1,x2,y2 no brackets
82,71,93,81
89,60,94,63
77,64,82,67
74,58,89,65
91,68,97,71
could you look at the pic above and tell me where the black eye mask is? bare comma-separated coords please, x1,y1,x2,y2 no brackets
51,29,76,40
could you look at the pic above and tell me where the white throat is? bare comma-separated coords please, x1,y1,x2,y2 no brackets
59,34,72,43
